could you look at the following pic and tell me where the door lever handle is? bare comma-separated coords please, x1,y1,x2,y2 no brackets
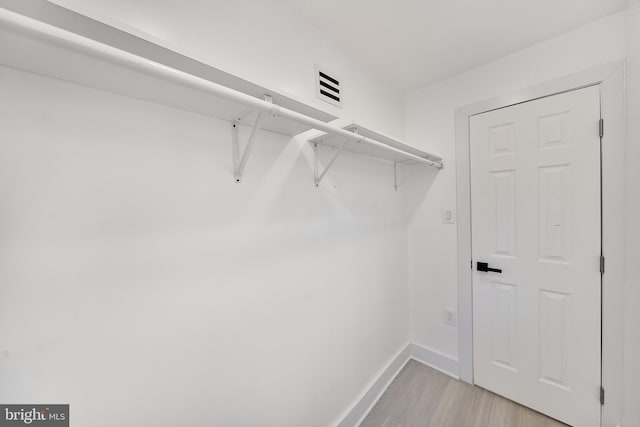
477,262,502,273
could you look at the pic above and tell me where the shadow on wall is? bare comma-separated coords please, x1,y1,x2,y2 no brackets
399,162,440,221
221,131,410,262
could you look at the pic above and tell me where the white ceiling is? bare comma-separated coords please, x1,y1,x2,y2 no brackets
284,0,627,92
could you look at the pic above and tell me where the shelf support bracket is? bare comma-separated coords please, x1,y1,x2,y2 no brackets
393,161,413,191
231,110,265,183
231,95,275,183
394,162,398,191
314,128,360,187
314,139,348,187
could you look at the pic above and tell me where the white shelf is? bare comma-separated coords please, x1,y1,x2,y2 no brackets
0,0,442,186
0,0,337,136
308,122,443,165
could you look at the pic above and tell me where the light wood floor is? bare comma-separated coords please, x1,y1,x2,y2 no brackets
361,360,569,427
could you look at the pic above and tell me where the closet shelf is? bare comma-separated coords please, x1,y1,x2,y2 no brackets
308,122,443,165
0,0,443,185
308,122,443,187
0,0,337,138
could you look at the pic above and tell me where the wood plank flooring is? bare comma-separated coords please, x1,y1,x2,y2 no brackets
360,360,569,427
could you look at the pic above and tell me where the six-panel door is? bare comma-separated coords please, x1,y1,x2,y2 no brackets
470,85,602,427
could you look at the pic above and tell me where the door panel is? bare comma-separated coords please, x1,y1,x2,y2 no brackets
471,86,601,427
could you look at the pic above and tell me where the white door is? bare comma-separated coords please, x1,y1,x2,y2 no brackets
470,85,601,427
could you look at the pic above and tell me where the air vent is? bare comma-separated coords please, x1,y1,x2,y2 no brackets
315,65,342,108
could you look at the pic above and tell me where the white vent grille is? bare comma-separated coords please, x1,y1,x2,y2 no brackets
315,65,342,107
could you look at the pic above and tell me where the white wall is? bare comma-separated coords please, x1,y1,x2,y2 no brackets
49,0,404,139
624,1,640,425
403,12,627,361
0,64,409,426
2,2,635,425
0,1,410,424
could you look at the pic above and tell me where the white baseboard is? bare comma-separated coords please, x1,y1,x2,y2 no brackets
336,343,412,427
408,343,459,380
336,342,459,427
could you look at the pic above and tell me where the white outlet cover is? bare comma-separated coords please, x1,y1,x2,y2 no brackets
444,307,457,326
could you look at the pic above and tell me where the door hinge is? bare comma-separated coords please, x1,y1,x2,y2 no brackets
600,386,605,405
599,118,604,138
600,255,605,274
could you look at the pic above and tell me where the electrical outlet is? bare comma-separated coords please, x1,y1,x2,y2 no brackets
443,207,455,224
444,307,457,326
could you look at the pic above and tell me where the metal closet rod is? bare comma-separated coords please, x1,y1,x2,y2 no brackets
1,8,443,169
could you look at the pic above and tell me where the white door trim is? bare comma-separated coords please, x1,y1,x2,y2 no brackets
454,60,626,427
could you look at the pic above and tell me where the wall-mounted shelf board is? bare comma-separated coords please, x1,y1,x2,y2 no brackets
0,0,442,186
0,0,338,136
307,122,442,187
308,122,443,165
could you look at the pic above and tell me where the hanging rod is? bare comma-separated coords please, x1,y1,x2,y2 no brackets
0,4,443,169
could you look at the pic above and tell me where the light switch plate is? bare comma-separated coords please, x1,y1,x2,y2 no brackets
443,207,455,224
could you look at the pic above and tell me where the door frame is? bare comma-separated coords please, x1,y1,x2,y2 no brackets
454,60,626,426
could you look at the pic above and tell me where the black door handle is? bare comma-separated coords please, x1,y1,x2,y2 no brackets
477,262,502,273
